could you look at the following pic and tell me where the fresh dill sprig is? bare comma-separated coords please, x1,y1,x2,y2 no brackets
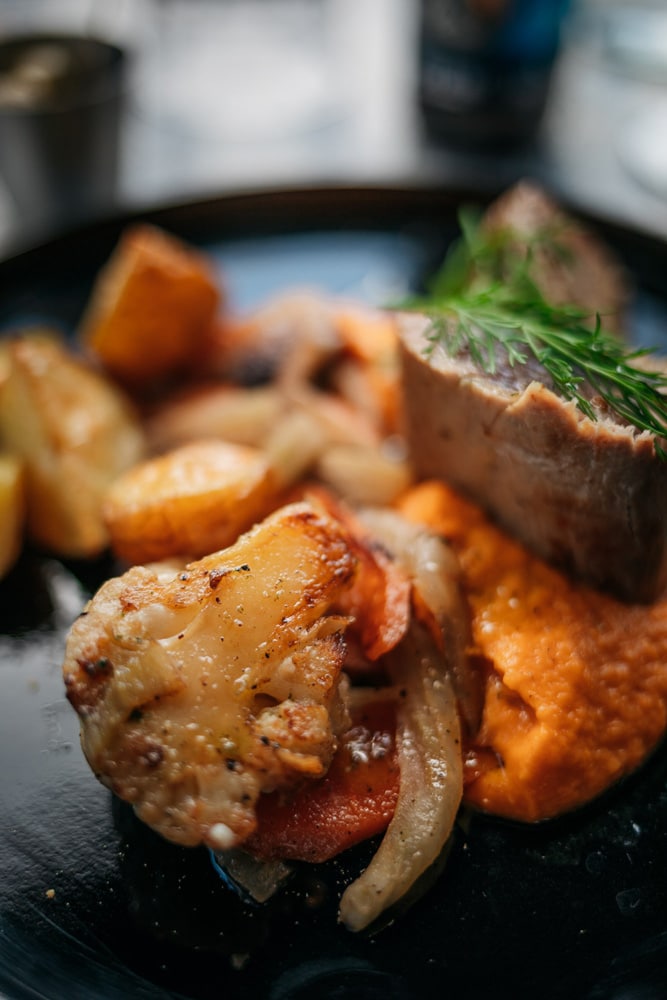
406,209,667,453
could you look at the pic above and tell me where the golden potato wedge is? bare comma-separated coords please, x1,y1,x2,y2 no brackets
0,340,8,389
79,224,221,387
103,439,278,564
0,453,25,578
0,333,146,558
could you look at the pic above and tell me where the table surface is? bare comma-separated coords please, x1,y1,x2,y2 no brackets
0,0,665,255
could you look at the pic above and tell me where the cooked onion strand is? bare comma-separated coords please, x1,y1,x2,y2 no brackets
338,620,462,932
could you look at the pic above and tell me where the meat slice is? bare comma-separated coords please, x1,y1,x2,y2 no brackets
480,180,630,332
398,311,667,603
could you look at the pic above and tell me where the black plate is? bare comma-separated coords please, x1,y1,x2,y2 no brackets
2,185,667,1000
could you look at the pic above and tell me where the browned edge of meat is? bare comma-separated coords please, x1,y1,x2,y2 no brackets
398,311,667,603
481,180,631,334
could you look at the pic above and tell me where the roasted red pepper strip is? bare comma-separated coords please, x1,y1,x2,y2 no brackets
246,699,399,864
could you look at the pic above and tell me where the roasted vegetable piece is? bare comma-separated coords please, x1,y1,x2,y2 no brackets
246,697,399,863
146,384,285,453
103,439,278,565
0,333,145,558
0,453,25,579
360,506,480,737
293,485,411,663
317,442,412,507
199,292,341,384
333,306,403,436
79,224,221,387
339,619,463,932
63,502,357,850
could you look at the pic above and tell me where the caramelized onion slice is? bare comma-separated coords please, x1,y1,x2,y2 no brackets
359,508,481,735
338,620,463,932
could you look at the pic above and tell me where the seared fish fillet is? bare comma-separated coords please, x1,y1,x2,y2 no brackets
63,502,356,849
399,312,667,602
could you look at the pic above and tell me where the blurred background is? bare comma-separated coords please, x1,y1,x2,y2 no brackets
0,0,665,255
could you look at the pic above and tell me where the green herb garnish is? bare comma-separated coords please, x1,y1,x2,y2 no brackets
406,208,667,452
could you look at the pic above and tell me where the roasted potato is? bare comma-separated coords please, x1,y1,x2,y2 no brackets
103,439,278,564
0,453,25,579
0,332,146,558
79,224,221,387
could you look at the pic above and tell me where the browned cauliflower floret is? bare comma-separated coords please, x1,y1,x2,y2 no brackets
63,502,356,850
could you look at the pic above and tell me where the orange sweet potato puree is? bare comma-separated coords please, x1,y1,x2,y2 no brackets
397,480,667,823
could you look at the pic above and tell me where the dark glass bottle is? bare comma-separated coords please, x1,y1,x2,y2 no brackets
418,0,571,148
